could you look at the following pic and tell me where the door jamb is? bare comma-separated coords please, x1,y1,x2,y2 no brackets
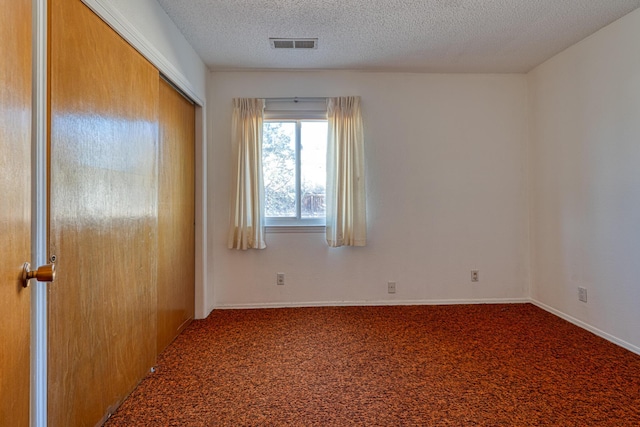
30,0,48,425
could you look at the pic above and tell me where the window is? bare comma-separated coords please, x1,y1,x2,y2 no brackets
262,119,328,227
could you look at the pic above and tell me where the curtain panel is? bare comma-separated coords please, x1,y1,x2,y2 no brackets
227,98,267,250
326,96,367,247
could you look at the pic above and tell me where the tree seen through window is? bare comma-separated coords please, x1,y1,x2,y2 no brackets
262,121,327,222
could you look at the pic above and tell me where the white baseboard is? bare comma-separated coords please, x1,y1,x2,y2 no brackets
213,297,530,310
530,299,640,356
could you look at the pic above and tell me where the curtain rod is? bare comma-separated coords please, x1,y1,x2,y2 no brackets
265,97,327,103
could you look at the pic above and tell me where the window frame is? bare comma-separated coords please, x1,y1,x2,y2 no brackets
262,110,328,231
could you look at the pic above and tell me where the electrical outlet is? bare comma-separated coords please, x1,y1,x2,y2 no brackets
471,270,479,282
388,281,396,294
578,287,587,303
277,273,285,286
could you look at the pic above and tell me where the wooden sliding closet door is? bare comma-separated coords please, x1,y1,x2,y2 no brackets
157,78,195,353
48,0,159,425
0,0,32,425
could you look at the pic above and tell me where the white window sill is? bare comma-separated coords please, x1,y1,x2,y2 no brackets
265,225,326,233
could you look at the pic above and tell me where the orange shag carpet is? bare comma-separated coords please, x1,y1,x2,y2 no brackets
105,304,640,426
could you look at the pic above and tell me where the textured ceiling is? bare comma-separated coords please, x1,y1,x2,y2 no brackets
156,0,640,73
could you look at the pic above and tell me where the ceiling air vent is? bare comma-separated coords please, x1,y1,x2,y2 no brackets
270,38,318,49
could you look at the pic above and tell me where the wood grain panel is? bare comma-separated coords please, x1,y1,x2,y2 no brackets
157,79,195,354
48,0,159,425
0,0,32,425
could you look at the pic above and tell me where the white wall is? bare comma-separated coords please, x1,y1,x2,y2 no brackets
528,9,640,352
208,71,530,310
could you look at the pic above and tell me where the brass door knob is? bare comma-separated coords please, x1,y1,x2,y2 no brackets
21,262,56,288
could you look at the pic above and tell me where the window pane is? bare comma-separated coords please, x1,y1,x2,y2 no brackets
263,122,296,217
301,121,327,218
